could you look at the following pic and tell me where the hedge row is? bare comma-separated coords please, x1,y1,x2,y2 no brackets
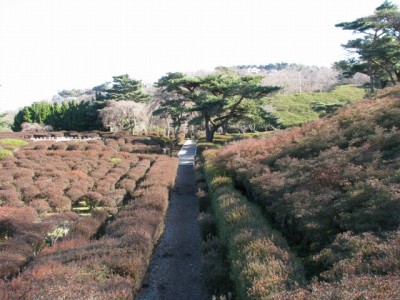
202,150,305,299
0,155,178,299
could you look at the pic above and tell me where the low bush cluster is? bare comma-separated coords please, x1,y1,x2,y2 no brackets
202,150,305,299
0,133,178,297
0,207,49,279
195,158,233,298
30,135,165,154
208,86,400,297
0,147,178,298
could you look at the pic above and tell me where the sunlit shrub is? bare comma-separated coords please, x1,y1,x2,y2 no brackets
65,187,85,203
203,151,305,298
29,198,51,214
48,196,71,212
69,210,108,239
0,149,13,159
51,142,68,151
0,142,179,297
0,189,21,205
0,139,29,147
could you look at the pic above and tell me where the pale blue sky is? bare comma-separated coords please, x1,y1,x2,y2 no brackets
0,0,398,112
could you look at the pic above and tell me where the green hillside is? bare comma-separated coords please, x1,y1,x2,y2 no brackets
266,84,366,127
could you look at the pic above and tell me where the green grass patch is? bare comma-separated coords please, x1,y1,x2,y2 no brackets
0,138,29,147
266,84,366,127
197,133,269,155
110,157,122,165
198,134,235,144
0,148,13,159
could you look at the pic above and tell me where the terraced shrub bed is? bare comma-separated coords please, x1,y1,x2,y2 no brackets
0,136,178,299
203,87,400,298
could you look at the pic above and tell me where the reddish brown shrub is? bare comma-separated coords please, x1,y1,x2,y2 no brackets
90,164,110,179
0,183,15,191
11,168,34,180
69,169,88,178
0,149,178,297
104,139,120,151
66,142,84,151
68,177,94,193
80,192,103,210
0,189,21,205
120,144,134,152
33,142,52,150
69,211,107,239
84,143,103,152
314,231,400,281
117,138,126,146
0,206,38,224
29,199,51,214
104,250,147,279
118,179,136,191
20,185,40,202
273,274,400,299
1,157,16,168
47,196,71,212
102,189,126,208
65,187,85,203
51,142,68,151
140,157,178,188
0,252,26,279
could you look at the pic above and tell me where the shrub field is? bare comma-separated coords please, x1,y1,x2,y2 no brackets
201,86,400,298
0,135,178,299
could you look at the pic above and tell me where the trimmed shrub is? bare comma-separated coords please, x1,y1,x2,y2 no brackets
201,236,233,296
0,149,13,159
0,139,29,148
203,150,305,299
0,139,179,298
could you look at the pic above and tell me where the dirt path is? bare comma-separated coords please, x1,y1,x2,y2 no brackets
136,140,207,300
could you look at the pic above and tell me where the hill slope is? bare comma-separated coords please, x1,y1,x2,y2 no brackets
210,85,400,297
266,84,366,127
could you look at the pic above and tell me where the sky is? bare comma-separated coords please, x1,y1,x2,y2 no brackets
1,0,399,112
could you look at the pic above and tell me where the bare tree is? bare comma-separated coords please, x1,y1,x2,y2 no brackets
261,66,340,93
99,101,149,134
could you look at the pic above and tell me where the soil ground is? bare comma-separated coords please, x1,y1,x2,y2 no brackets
136,140,208,300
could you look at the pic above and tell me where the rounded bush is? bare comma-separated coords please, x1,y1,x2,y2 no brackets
0,149,13,159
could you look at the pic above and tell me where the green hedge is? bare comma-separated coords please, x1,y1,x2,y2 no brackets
0,138,29,147
0,149,13,159
202,150,305,299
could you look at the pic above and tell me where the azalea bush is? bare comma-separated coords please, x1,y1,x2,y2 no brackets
0,133,179,298
206,86,400,297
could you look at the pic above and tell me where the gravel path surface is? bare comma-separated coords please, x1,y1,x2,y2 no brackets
136,140,208,300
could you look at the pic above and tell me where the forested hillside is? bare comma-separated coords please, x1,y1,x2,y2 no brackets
201,85,400,298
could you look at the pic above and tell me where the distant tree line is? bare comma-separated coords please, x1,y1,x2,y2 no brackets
12,100,103,131
236,63,290,71
12,74,149,132
12,71,281,141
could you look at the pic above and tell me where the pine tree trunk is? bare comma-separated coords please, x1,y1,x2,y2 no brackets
205,116,215,142
368,62,375,94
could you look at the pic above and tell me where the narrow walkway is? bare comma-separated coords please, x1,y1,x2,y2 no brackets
136,140,207,300
178,139,197,165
